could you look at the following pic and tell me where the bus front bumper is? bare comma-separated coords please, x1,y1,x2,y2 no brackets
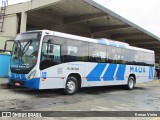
8,78,40,89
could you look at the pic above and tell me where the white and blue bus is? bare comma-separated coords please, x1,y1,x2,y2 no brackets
8,30,155,94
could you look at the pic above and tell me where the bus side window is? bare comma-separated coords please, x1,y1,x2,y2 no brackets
40,37,62,70
115,47,122,64
67,46,78,62
133,51,144,65
123,49,134,65
78,42,89,62
89,43,106,63
107,46,116,63
53,44,61,63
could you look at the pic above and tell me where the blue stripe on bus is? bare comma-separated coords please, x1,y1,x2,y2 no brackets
87,63,106,81
149,67,151,79
149,66,154,79
21,74,26,79
103,64,117,81
11,73,15,78
11,73,26,80
24,78,40,89
116,64,126,80
151,67,153,79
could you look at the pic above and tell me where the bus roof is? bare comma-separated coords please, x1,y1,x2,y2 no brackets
24,30,154,53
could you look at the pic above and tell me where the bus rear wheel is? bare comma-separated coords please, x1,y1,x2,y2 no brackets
126,76,135,90
64,76,78,95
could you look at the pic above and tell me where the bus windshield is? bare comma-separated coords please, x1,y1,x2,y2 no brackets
10,32,41,73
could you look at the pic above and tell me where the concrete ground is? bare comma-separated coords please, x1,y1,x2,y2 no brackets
0,78,160,120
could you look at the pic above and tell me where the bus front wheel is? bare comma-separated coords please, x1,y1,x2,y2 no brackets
64,76,78,95
126,76,135,90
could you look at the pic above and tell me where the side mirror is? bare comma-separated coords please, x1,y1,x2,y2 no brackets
47,39,54,53
49,44,54,53
4,40,14,52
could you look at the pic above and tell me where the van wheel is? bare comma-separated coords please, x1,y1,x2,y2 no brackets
64,76,78,95
126,76,135,90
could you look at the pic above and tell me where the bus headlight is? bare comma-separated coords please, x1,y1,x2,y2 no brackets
27,70,36,80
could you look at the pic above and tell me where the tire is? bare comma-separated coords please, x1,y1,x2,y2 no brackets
64,76,78,95
126,76,135,90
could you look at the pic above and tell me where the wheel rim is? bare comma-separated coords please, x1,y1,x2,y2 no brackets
66,81,76,93
129,79,134,88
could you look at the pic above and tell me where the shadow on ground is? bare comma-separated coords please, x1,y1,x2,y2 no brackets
7,85,148,98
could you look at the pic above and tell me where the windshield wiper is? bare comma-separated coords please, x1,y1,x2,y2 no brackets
21,40,32,56
13,40,32,65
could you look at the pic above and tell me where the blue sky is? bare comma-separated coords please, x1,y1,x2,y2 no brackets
2,0,160,38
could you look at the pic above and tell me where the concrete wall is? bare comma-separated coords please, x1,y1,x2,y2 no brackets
0,14,18,37
5,0,61,15
0,0,61,38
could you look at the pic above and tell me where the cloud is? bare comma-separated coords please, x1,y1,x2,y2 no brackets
94,0,160,37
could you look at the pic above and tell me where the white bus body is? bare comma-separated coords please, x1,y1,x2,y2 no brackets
8,30,155,94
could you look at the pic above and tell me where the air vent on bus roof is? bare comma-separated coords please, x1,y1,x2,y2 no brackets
97,38,129,48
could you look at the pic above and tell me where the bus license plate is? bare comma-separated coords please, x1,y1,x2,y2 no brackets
15,82,21,86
